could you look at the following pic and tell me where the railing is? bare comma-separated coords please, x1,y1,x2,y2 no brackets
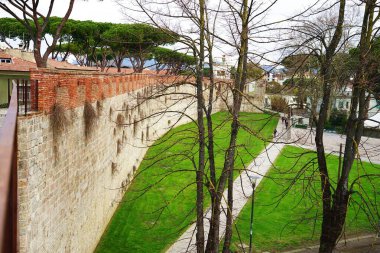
4,79,37,115
0,84,18,253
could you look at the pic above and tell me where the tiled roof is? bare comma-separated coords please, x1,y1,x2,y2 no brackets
0,49,98,72
0,51,36,72
104,67,156,74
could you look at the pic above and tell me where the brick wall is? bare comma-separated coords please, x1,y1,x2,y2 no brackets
17,70,264,253
29,69,166,113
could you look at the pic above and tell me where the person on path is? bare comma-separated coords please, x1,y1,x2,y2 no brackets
285,119,289,129
273,129,277,138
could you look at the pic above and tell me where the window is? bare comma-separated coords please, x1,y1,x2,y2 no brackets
339,101,344,109
0,58,12,63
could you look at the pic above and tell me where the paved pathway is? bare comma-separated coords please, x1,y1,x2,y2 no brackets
0,108,7,128
281,124,380,164
283,234,380,253
166,123,285,253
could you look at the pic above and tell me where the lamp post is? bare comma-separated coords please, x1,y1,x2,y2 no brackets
248,175,260,253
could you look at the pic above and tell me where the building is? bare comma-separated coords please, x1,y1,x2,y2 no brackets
212,55,232,79
261,65,288,85
307,86,379,117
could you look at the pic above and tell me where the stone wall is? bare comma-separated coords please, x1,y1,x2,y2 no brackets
17,70,264,253
240,81,266,112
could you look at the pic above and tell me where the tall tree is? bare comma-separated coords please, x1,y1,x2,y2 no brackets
151,47,196,74
290,1,380,252
0,0,75,67
102,24,177,72
0,17,31,49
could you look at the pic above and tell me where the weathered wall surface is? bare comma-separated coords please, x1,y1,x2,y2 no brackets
17,70,264,253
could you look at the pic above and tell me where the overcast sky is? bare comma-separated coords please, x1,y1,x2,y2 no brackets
0,0,360,65
0,0,319,23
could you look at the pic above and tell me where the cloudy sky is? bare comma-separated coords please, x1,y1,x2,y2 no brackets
0,0,320,23
0,0,360,65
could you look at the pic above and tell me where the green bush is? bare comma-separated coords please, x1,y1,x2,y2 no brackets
295,124,307,129
0,103,8,108
324,109,347,133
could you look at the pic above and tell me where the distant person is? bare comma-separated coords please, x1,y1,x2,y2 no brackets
273,129,277,138
285,120,289,129
281,116,285,124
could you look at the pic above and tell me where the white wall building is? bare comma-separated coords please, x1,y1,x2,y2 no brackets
307,86,380,120
212,55,232,79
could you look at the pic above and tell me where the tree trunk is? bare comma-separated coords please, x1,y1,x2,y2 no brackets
33,34,48,68
222,0,249,251
315,1,346,252
204,30,217,253
195,1,206,252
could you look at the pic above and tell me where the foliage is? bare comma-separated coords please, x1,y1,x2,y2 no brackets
95,112,278,253
270,96,288,113
203,68,211,77
0,16,179,72
230,63,263,81
324,109,347,133
151,47,195,74
0,17,31,49
0,1,75,67
102,23,177,72
294,124,308,129
266,81,283,94
281,54,319,75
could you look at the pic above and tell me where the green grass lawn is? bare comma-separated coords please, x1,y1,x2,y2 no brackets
95,112,279,253
230,145,380,252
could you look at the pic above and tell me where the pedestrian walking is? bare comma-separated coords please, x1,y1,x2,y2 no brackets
285,119,289,129
273,129,277,138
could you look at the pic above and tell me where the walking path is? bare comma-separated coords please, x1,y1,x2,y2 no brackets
282,234,379,253
281,123,380,164
166,122,285,253
167,119,379,253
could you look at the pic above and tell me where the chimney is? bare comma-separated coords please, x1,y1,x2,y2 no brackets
222,55,226,64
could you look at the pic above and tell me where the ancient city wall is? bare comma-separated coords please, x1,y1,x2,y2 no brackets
16,69,264,253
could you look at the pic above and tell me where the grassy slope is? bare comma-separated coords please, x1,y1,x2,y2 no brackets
95,112,278,253
231,145,380,252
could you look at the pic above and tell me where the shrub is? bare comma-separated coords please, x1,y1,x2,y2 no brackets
270,96,288,113
266,81,282,94
325,109,347,133
295,124,308,129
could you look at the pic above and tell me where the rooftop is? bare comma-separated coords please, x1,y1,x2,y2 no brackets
0,49,97,73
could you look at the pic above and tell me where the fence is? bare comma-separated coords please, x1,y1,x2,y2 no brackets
0,84,18,253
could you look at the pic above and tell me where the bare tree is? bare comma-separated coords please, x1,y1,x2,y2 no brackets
283,1,380,252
